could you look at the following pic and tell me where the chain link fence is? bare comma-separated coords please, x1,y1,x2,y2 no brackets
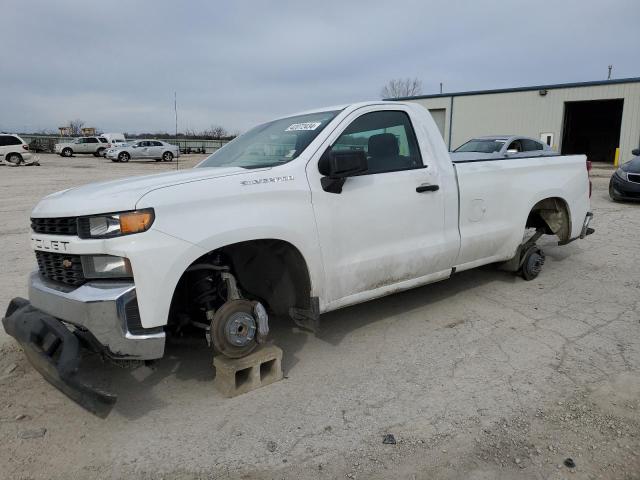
19,135,230,155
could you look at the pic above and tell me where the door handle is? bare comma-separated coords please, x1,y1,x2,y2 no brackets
416,184,439,193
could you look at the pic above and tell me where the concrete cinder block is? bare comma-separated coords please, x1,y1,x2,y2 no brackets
213,344,283,397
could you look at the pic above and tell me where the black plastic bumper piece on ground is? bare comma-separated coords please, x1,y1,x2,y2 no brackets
2,297,117,418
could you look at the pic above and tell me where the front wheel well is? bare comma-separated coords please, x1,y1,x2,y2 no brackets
525,197,571,242
168,239,312,330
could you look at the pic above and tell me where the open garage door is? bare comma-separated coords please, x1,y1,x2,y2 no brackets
561,99,623,163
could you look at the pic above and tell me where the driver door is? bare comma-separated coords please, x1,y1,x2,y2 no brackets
76,138,88,153
133,141,148,158
306,106,457,307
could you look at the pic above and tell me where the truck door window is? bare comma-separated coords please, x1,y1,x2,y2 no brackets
332,111,422,174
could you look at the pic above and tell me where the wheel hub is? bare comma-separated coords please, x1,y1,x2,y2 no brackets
529,255,543,275
225,312,257,347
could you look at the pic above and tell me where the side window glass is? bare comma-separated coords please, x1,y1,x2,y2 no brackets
331,111,422,175
507,140,523,152
522,139,543,151
0,137,7,146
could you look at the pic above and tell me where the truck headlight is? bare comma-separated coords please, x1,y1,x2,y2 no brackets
78,209,154,238
81,255,133,279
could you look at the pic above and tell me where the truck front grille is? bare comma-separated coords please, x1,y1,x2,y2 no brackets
35,251,85,287
31,217,78,236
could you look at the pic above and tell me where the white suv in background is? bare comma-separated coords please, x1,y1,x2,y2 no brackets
0,134,33,165
54,136,109,157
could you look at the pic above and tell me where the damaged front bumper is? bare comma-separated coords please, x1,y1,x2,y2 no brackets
2,273,167,416
29,272,165,360
2,298,116,417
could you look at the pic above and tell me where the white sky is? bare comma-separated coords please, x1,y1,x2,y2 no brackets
1,0,638,134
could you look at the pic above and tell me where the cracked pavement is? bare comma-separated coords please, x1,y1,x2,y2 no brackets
0,156,638,479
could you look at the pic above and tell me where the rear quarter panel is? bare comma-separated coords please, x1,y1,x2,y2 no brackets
453,154,589,270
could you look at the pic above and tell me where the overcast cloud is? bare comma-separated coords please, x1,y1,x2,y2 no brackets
1,0,638,134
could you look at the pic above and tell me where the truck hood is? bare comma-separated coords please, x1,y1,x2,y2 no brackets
32,167,261,218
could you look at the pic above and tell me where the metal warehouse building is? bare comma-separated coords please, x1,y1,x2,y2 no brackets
396,77,640,164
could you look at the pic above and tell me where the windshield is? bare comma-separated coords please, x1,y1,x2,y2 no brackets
198,110,340,169
455,139,506,153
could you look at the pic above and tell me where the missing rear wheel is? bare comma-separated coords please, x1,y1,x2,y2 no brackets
520,247,545,281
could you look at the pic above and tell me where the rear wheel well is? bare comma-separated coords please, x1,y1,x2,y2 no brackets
525,197,571,242
168,239,312,330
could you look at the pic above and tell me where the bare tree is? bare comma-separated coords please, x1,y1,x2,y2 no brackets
206,125,228,139
380,78,423,99
67,119,85,136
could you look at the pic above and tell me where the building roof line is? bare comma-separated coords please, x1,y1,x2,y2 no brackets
388,76,640,101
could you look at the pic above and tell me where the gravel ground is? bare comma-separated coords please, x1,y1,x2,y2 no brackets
0,155,638,479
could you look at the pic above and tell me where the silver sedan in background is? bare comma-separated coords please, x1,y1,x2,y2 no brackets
450,135,556,162
105,140,179,162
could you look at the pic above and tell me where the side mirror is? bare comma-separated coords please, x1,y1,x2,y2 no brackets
632,148,640,156
318,150,368,194
132,145,138,148
506,148,519,154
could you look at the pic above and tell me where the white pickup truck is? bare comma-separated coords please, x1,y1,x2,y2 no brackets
3,101,593,415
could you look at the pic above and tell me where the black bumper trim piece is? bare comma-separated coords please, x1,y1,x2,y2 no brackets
2,297,116,417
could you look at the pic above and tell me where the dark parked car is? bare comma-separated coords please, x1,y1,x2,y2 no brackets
610,148,640,201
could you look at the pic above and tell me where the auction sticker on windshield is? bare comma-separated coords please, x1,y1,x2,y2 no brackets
285,122,322,131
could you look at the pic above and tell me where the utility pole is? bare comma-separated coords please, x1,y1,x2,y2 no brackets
439,82,443,94
608,65,613,80
174,91,178,170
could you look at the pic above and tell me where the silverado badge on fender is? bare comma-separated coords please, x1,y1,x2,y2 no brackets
241,176,294,186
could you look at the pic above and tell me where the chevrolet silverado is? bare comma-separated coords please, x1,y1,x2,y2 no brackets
3,101,593,415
